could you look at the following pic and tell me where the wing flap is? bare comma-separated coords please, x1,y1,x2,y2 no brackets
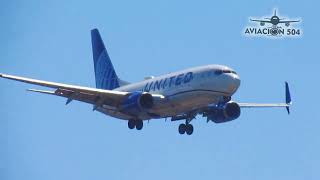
27,88,118,106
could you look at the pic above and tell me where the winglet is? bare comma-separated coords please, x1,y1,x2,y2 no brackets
285,81,292,114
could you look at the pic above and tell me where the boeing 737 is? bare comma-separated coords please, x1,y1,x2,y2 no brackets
0,29,292,135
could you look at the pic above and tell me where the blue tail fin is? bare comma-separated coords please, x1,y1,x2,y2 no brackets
91,28,120,90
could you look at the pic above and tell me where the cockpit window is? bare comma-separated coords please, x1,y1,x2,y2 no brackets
214,69,237,75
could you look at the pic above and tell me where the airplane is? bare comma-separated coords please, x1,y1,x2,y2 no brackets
251,10,300,27
0,29,292,135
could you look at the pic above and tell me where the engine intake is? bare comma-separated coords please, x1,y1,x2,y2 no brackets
139,93,153,109
205,102,241,123
223,102,241,120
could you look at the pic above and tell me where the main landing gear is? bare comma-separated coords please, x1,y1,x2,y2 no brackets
128,119,143,130
178,121,194,135
171,113,196,135
178,123,193,135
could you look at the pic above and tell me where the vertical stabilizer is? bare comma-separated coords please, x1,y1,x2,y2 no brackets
91,28,120,90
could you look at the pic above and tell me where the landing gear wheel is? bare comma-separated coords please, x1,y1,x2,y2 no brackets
186,124,193,135
178,124,186,134
128,120,135,129
135,120,143,130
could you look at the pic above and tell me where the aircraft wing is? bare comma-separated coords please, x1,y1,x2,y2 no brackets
0,73,130,107
238,82,292,114
250,19,271,23
238,103,289,108
279,20,300,23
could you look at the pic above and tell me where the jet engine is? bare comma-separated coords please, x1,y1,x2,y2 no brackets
204,102,241,123
120,92,154,115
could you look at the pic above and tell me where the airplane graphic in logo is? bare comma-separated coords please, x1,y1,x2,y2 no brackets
250,10,300,27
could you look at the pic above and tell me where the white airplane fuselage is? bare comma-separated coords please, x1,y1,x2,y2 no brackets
98,65,240,120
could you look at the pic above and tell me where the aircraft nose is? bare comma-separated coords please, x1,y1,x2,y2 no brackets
227,73,240,94
234,74,241,89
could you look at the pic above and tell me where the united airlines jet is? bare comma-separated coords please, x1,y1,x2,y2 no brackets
0,29,292,135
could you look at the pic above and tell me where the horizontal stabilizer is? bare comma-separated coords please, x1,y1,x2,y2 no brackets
27,89,55,95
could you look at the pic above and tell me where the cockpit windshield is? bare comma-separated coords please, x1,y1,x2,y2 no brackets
214,69,237,75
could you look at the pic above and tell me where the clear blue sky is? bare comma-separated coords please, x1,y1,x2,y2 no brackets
1,0,319,179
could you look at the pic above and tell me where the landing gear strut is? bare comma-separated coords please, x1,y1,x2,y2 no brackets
178,121,194,135
128,119,143,130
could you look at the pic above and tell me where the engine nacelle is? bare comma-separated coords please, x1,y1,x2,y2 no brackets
205,102,241,123
223,102,241,120
120,92,154,115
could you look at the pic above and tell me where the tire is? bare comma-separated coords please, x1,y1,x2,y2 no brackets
135,120,143,130
186,124,193,135
178,124,186,134
128,120,135,129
